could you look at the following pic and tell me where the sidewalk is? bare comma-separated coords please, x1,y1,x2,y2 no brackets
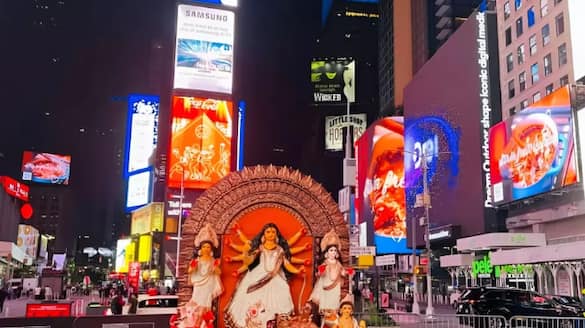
389,299,455,315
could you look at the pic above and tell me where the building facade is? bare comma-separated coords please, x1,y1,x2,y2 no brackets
496,0,584,119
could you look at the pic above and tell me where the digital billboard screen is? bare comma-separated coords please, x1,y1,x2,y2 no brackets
404,11,501,245
174,5,235,94
115,239,131,273
126,170,152,210
311,58,355,103
168,96,233,190
489,86,577,205
124,95,160,176
21,151,71,185
355,117,411,254
17,224,39,259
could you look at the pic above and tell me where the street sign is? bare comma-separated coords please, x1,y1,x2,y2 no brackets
375,254,396,266
350,246,376,256
414,193,432,208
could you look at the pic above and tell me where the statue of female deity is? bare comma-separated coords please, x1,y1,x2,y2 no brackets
309,229,354,313
180,223,224,328
225,222,309,328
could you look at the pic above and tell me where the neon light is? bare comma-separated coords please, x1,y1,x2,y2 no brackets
237,100,246,170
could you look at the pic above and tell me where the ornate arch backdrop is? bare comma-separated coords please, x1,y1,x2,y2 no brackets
178,165,349,326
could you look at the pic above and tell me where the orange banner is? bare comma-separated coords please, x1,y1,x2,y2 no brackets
167,96,233,190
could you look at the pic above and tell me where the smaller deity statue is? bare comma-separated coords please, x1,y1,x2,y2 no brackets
322,301,359,328
179,223,224,328
309,229,354,314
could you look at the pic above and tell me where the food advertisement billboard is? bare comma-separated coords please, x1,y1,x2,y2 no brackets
21,151,71,185
124,95,160,176
174,4,235,94
168,96,233,190
17,224,39,259
404,10,501,245
115,239,131,273
355,117,411,254
325,114,366,151
311,58,355,104
489,86,577,205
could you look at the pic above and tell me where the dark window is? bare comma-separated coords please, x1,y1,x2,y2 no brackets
519,71,527,91
527,7,536,26
558,43,567,66
509,107,517,116
505,1,511,19
508,79,516,98
517,44,526,64
542,24,550,46
554,0,562,4
516,17,523,37
506,27,512,46
521,99,529,109
516,0,522,10
556,13,564,35
507,53,514,72
544,53,552,76
529,34,537,55
533,92,541,103
545,83,554,95
560,75,569,86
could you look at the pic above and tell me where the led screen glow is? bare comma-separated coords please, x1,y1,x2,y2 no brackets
115,239,131,273
17,224,39,259
167,96,233,190
125,95,160,175
174,5,235,94
21,151,71,185
126,170,151,209
489,86,577,204
355,117,412,254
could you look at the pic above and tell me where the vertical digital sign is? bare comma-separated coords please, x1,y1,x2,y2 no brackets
355,117,412,254
167,96,233,190
124,94,160,212
174,4,235,94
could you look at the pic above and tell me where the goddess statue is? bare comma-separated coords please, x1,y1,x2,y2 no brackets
180,223,224,328
309,229,354,313
225,222,310,328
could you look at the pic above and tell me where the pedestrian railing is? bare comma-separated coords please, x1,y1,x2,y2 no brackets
354,312,585,328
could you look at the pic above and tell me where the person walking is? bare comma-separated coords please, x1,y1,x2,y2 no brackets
128,293,138,314
0,286,8,314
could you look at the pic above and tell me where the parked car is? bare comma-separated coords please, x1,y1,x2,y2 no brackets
545,295,585,313
106,294,179,316
456,287,582,327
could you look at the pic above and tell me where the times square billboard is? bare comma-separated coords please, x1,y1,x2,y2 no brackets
355,117,412,254
174,4,235,94
167,95,234,190
489,86,578,205
404,10,502,247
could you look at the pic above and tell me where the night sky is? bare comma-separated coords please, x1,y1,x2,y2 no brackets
0,0,322,244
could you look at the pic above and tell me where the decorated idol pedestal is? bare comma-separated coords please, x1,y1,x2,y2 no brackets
174,166,358,328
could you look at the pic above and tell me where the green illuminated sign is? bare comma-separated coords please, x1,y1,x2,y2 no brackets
471,253,532,278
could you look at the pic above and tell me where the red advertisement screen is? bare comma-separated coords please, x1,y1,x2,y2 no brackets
26,303,71,318
21,151,71,185
489,86,577,204
355,117,409,254
128,262,141,291
167,96,233,190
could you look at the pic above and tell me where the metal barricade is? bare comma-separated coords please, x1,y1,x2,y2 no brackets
509,315,585,328
417,314,508,328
